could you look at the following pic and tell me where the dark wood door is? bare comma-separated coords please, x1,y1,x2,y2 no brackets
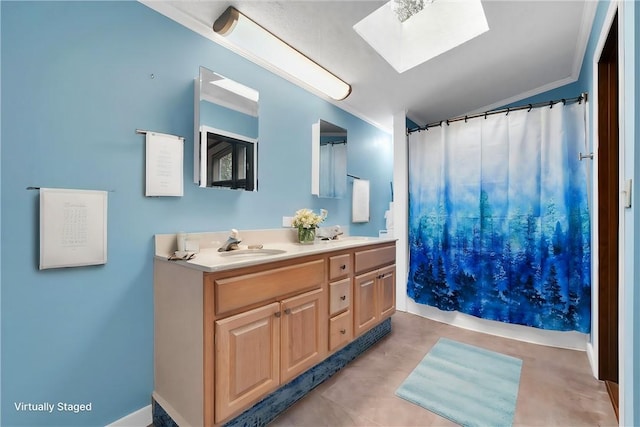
597,11,619,420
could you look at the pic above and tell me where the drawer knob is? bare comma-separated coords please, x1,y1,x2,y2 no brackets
340,329,346,334
340,295,346,301
340,265,347,270
274,312,281,318
284,308,292,315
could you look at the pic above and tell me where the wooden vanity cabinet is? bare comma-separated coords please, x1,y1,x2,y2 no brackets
153,241,395,427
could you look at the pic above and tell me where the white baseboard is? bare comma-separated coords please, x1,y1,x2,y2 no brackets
405,301,590,351
105,404,152,427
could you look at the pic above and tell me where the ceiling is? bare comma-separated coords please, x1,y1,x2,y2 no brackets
142,0,596,131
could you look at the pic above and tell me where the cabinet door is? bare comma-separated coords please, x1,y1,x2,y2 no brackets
280,288,327,383
378,265,396,320
215,302,281,423
353,270,379,337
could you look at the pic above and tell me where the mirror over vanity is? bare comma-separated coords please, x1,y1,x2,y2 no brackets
194,66,259,191
312,120,347,198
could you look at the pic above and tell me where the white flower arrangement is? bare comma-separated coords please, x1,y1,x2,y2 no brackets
292,208,327,229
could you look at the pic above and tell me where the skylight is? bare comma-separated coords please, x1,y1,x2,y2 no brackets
354,0,489,73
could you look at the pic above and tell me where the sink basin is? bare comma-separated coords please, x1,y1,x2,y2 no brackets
219,248,287,258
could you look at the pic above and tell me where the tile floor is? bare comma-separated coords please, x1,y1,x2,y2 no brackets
270,311,618,427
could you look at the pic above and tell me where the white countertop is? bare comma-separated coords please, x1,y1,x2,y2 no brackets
155,236,396,273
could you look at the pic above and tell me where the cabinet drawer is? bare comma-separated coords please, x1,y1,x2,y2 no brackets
328,253,351,280
354,244,395,274
215,259,324,315
329,310,352,351
329,278,351,316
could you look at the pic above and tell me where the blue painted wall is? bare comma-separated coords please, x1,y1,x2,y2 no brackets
0,2,391,426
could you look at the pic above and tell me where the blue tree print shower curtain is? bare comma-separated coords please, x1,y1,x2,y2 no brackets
408,101,591,333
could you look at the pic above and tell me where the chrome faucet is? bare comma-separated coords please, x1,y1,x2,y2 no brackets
218,229,242,252
318,225,344,240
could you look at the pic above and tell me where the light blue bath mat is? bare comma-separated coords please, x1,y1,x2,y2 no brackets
395,338,522,427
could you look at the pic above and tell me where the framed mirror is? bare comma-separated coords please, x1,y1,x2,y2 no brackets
311,120,347,198
194,66,259,190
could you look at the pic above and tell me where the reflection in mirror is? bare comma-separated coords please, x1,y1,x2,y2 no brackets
206,132,255,190
195,66,259,190
311,120,347,198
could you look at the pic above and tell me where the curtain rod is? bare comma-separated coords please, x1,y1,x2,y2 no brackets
407,92,588,134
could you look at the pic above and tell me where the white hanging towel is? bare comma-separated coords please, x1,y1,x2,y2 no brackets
352,179,370,223
39,188,108,269
145,131,184,197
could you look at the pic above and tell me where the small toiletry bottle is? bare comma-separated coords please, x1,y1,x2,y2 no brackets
177,232,186,252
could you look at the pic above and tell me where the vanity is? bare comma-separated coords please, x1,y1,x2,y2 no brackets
152,230,396,427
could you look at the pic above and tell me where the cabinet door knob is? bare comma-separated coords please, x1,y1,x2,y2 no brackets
340,264,347,270
274,311,281,318
340,329,346,334
340,295,346,301
284,308,292,315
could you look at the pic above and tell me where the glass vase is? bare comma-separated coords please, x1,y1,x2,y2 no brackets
297,227,316,244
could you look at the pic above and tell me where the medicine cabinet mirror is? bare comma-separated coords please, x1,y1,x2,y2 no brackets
311,120,347,198
194,66,259,191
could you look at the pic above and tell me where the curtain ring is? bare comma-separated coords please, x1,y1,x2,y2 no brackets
464,115,468,123
446,120,450,126
549,101,553,109
506,108,510,116
484,112,488,119
562,98,566,105
528,104,532,112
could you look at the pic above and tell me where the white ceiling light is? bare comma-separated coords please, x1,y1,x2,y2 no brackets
213,6,351,101
354,0,489,73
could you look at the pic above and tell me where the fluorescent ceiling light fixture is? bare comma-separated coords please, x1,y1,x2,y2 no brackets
213,7,351,101
354,0,489,73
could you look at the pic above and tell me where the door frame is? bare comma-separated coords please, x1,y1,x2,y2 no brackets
589,1,626,424
597,8,619,417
